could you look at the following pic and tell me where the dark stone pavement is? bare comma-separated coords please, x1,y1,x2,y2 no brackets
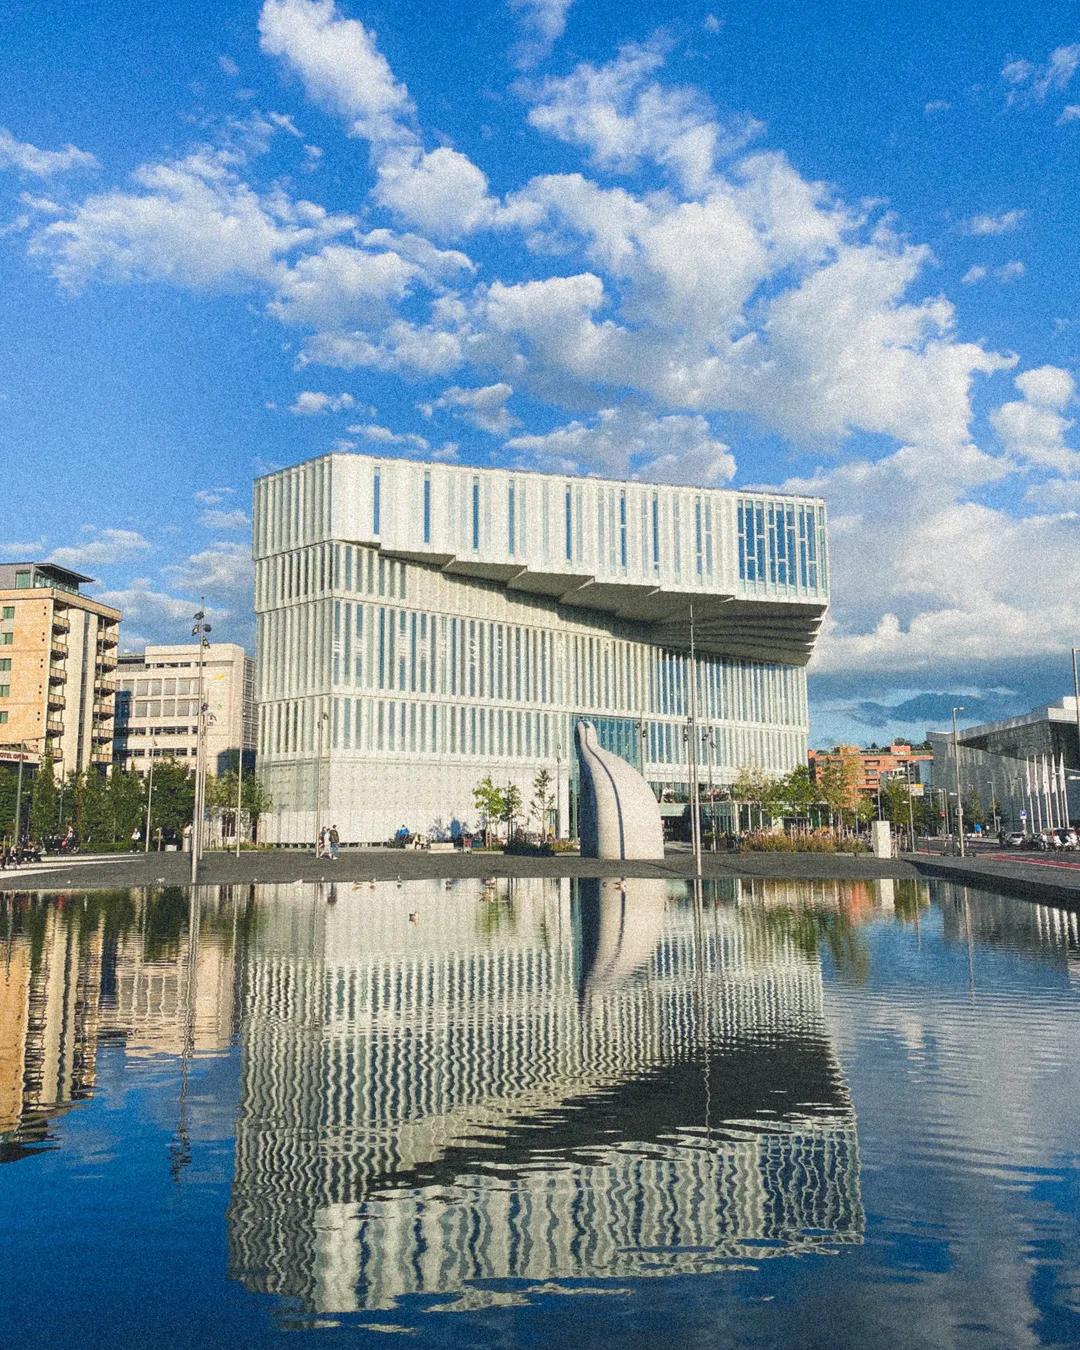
1,844,920,892
5,844,1079,909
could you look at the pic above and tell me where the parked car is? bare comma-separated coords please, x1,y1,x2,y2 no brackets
1004,832,1026,847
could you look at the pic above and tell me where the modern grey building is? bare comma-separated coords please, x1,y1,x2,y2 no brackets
931,696,1080,831
252,453,829,844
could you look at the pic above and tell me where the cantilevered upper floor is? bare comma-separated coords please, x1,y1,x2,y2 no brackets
253,454,829,665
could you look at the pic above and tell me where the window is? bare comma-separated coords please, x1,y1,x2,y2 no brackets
0,633,11,645
472,477,480,550
0,712,6,724
423,472,431,543
651,492,660,573
619,491,627,570
507,482,516,556
372,468,381,534
1,606,12,619
565,486,573,561
0,685,8,698
14,571,30,589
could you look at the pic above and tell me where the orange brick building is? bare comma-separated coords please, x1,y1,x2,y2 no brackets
808,743,932,797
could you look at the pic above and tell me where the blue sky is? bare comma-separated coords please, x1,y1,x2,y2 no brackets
1,0,1078,747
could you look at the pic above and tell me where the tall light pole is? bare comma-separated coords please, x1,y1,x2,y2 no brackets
705,726,717,851
235,747,244,859
313,707,329,853
952,705,965,857
190,604,211,885
555,737,562,840
144,735,157,853
1071,647,1080,826
11,735,44,851
686,604,703,879
907,760,916,852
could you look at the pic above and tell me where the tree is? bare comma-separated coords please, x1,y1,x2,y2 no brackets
149,759,195,844
108,766,145,845
472,775,504,846
530,767,555,839
782,764,817,818
817,752,862,826
880,777,913,831
732,765,786,823
242,773,272,844
77,769,111,844
502,783,523,840
30,755,58,842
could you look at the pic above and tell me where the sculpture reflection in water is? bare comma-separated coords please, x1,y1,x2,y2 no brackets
226,877,866,1312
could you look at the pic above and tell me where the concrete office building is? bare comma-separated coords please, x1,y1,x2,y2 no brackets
113,642,256,776
253,453,829,844
0,561,120,775
931,696,1080,830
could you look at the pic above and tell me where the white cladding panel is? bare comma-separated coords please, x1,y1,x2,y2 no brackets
254,454,825,843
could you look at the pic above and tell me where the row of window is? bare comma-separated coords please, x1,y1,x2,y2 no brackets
257,544,407,611
260,598,806,728
737,501,826,591
123,700,199,719
391,469,720,583
260,696,804,772
118,676,203,697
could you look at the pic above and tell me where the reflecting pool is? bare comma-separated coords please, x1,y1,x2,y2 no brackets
1,877,1078,1348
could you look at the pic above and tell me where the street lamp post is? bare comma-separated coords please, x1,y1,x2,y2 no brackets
144,736,157,853
555,738,563,840
686,604,703,879
190,604,212,885
313,707,329,854
1071,647,1080,827
235,747,244,859
952,705,966,858
11,736,45,853
906,760,916,852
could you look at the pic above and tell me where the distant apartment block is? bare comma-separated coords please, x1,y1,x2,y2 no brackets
0,562,120,773
809,743,932,797
113,642,256,777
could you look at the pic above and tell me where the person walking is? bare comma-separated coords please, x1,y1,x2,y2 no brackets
318,825,327,858
328,825,340,861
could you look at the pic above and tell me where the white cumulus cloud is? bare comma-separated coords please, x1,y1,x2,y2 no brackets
47,529,152,569
510,0,575,69
31,149,354,290
420,382,518,434
0,127,98,176
258,0,415,145
962,208,1025,235
288,389,356,414
506,405,735,483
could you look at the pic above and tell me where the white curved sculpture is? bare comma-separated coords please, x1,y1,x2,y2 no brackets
576,720,665,860
576,877,670,998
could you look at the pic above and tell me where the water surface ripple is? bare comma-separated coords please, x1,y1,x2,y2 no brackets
1,876,1078,1348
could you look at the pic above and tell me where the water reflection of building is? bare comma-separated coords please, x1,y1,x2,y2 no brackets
939,884,1080,976
227,878,864,1312
0,888,242,1156
0,905,102,1149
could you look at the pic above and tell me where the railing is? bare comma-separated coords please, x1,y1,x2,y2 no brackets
48,692,66,710
46,719,64,737
51,614,70,635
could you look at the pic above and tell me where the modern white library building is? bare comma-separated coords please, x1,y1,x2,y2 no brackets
252,452,829,844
